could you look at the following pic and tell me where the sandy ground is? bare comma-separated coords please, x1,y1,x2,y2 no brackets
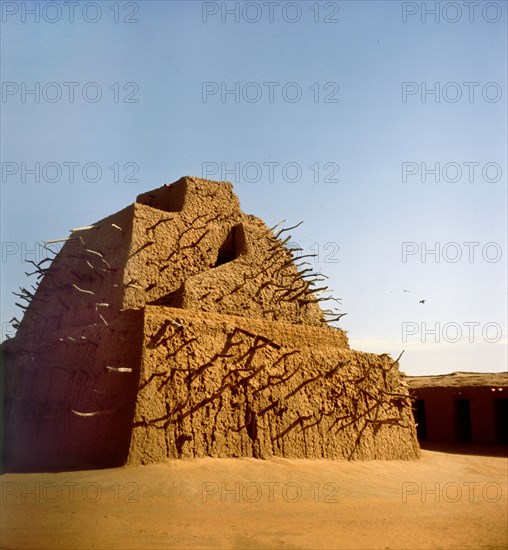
1,448,507,550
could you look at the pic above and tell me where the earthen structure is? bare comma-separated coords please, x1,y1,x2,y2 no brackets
409,372,508,445
2,177,420,470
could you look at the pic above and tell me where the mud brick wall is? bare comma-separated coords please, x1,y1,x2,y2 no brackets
2,310,143,470
122,178,325,325
128,307,419,464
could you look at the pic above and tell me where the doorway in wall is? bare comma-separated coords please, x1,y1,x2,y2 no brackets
413,399,427,441
494,398,508,444
454,399,472,443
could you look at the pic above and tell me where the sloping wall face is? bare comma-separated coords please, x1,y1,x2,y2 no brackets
13,205,136,339
127,307,419,464
2,176,420,470
2,311,143,470
3,203,141,471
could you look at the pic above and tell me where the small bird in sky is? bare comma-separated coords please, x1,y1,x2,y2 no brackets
402,289,411,293
419,299,426,304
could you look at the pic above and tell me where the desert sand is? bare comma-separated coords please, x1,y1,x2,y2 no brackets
1,448,507,550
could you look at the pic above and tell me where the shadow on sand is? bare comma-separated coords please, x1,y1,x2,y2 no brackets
419,441,508,458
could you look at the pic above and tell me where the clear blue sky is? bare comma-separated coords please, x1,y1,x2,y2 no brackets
1,0,506,375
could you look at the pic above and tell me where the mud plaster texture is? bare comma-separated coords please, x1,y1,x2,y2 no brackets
1,176,420,470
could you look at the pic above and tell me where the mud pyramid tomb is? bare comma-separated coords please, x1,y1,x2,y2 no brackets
2,176,420,470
